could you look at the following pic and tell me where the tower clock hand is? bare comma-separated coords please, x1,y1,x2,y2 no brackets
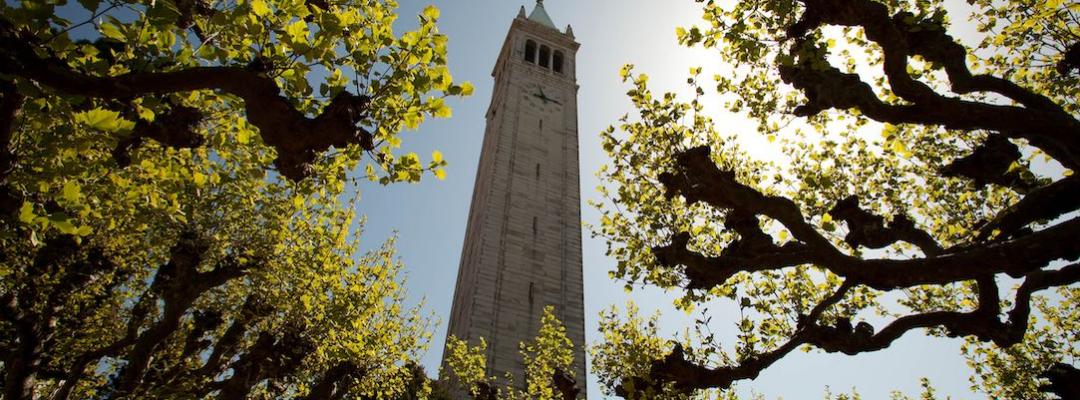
532,87,561,105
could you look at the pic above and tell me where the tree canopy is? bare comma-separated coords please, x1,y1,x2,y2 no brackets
0,0,467,398
591,0,1079,398
443,306,583,400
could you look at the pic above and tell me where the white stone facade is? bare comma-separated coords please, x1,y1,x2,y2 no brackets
442,5,586,398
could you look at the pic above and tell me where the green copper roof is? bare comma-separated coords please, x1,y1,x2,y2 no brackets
527,0,557,29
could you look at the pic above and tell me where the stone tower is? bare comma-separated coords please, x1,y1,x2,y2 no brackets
442,1,586,397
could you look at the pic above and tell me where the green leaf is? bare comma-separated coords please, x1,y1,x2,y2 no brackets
421,5,440,20
459,82,475,96
250,0,270,17
431,98,452,118
890,139,912,158
99,22,123,41
18,202,35,224
619,64,634,81
74,108,134,132
52,218,79,235
236,128,251,144
403,110,422,130
137,107,155,122
365,164,378,181
285,21,309,45
62,181,82,203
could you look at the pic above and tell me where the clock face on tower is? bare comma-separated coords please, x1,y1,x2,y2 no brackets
532,85,561,105
524,84,563,113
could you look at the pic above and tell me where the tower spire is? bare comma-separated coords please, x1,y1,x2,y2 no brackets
527,0,557,29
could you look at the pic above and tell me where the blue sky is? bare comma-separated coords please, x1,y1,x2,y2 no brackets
361,1,982,399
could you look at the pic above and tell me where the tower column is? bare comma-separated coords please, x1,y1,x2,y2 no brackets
442,2,585,398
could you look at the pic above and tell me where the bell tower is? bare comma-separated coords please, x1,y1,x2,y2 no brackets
442,0,586,397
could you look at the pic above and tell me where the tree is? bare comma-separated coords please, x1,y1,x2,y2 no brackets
591,0,1079,398
443,306,583,400
0,0,467,398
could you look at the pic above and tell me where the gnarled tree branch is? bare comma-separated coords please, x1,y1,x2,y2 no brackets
656,146,1080,292
211,328,312,400
0,22,373,181
974,175,1080,242
828,196,943,256
113,232,255,395
299,362,365,400
632,264,1079,393
783,0,1080,169
0,78,23,215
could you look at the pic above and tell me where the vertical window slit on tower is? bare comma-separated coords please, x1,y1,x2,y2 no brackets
525,40,537,63
528,282,535,303
532,216,538,236
539,45,551,68
539,119,543,129
535,163,540,179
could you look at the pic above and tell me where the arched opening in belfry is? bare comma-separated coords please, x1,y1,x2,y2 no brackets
553,50,564,74
539,45,551,68
525,40,537,63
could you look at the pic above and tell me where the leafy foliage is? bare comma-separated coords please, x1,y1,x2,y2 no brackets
0,0,466,399
962,287,1080,399
443,306,582,400
591,0,1079,398
593,303,743,400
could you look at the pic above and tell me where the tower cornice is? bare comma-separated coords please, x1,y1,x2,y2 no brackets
512,16,580,49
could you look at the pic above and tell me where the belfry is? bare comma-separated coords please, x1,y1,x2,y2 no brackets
442,1,586,397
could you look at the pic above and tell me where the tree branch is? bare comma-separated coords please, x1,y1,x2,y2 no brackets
112,232,255,395
211,328,312,400
0,23,374,181
552,368,582,400
0,79,21,180
4,237,117,400
974,175,1080,242
653,231,815,291
1040,363,1080,399
1057,42,1080,75
656,146,1080,291
658,146,834,251
197,296,274,379
940,135,1039,193
0,78,24,216
112,103,205,167
635,264,1079,393
829,196,943,256
299,362,365,400
782,0,1080,169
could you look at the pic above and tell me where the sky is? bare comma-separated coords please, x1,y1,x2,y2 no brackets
358,1,985,399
